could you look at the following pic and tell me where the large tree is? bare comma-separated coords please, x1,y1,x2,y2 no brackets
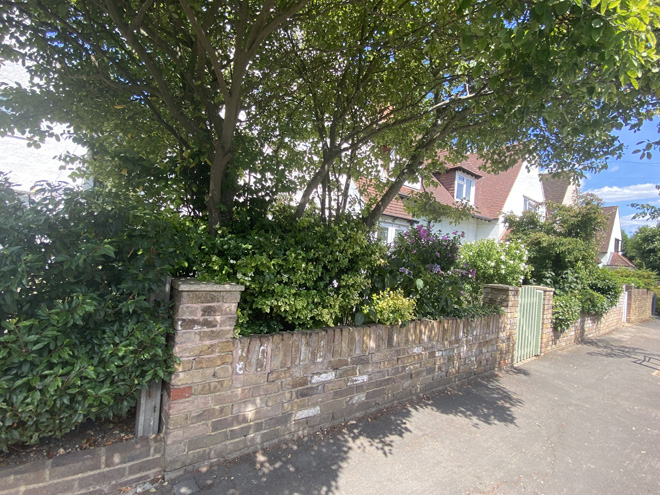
1,0,659,230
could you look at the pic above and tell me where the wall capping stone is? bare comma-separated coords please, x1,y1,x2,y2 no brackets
172,278,244,293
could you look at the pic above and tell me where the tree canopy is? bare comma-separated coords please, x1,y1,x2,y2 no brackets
625,223,660,274
1,0,659,230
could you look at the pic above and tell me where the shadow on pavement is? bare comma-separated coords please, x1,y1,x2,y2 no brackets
186,374,524,494
582,339,660,371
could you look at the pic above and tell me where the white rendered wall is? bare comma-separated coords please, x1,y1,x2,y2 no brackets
0,62,85,191
497,163,546,238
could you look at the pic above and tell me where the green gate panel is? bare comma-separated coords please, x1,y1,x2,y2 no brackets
515,286,543,364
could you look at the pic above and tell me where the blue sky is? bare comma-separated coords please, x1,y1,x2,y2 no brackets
581,117,660,234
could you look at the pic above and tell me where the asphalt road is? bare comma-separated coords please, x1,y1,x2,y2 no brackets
152,318,660,495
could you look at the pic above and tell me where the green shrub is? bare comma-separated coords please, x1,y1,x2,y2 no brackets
585,268,622,310
459,239,530,303
609,268,659,290
359,289,416,326
195,205,385,335
578,289,609,315
0,178,181,450
552,293,581,332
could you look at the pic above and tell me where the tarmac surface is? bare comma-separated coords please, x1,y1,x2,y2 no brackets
149,319,660,495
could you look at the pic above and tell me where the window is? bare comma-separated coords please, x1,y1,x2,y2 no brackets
523,197,539,211
614,238,621,252
378,223,407,244
455,173,474,204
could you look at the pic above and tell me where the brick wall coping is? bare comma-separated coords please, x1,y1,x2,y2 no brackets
172,278,244,293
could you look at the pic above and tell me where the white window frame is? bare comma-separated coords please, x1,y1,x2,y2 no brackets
378,222,407,244
455,172,475,204
523,197,539,212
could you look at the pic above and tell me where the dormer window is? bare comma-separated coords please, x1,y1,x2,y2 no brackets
455,173,474,204
523,197,539,211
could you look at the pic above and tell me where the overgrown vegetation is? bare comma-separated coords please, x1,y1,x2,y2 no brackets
0,178,184,450
506,195,622,332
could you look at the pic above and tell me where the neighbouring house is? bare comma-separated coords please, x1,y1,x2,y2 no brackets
598,206,636,269
539,172,634,269
540,174,579,206
0,60,86,193
363,153,546,243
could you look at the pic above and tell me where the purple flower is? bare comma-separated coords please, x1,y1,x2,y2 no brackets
399,267,412,276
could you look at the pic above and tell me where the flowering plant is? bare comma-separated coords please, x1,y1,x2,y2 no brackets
374,226,472,318
459,239,530,303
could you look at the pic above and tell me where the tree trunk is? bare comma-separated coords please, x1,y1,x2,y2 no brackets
295,149,340,219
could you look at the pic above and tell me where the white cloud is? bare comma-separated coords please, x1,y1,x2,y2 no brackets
620,214,659,231
583,183,659,202
606,164,620,173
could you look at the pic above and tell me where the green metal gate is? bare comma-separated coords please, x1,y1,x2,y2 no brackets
515,286,544,364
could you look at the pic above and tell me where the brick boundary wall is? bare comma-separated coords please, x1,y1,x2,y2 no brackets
160,280,520,476
626,286,654,324
541,288,628,352
0,436,162,495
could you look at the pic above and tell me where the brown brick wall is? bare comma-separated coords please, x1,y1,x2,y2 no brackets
162,280,519,475
543,289,626,352
0,436,162,495
626,287,654,324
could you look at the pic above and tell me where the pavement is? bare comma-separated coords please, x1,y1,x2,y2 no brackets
146,318,660,495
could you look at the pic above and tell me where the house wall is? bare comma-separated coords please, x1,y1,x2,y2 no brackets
497,163,545,239
605,211,622,257
160,280,519,476
429,216,499,242
0,62,86,191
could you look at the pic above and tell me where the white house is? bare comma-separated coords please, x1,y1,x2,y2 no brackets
367,153,546,243
0,61,85,192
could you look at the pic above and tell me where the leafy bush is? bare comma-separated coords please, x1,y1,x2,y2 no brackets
373,226,471,319
459,239,529,302
195,205,385,335
359,289,416,326
0,178,182,450
609,268,659,290
585,268,622,310
577,289,609,315
552,293,581,332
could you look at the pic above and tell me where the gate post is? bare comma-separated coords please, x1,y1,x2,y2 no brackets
161,278,244,476
535,287,555,354
483,284,520,370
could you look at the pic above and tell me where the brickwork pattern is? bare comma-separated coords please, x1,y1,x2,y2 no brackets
162,280,519,475
544,289,626,352
482,284,520,368
0,436,162,495
626,287,654,324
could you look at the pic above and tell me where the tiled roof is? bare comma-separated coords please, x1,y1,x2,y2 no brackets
540,174,571,204
359,152,526,222
426,154,524,220
606,252,636,268
359,180,417,221
599,206,618,253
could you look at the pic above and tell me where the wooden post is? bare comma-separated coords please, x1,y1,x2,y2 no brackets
135,276,172,437
135,380,163,437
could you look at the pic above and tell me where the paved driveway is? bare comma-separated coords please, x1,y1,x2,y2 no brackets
154,319,660,495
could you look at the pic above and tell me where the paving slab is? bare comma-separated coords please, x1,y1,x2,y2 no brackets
151,319,660,495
